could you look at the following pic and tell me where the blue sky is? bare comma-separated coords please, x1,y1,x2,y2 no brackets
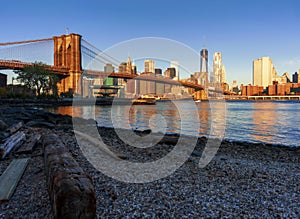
1,0,300,86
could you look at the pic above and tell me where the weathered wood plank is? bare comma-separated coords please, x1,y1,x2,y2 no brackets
5,122,23,136
0,158,30,202
0,131,26,159
16,134,41,154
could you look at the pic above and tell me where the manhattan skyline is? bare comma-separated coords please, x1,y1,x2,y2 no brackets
1,0,300,85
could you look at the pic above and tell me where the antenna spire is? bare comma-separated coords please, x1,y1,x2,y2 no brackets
203,35,206,48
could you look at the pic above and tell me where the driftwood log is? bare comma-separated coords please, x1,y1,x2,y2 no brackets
42,134,96,219
16,134,41,154
5,121,23,136
0,131,26,159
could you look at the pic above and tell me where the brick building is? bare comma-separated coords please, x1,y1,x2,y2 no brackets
241,85,264,96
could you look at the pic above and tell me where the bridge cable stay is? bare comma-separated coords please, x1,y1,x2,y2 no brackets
81,46,115,66
81,45,119,67
81,44,119,67
81,39,121,66
82,49,113,67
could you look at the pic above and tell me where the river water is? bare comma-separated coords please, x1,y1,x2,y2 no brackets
50,100,300,147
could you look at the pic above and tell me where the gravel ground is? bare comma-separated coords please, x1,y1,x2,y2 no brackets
0,107,299,218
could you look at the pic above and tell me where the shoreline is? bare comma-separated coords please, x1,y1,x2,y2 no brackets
0,106,299,217
0,97,300,107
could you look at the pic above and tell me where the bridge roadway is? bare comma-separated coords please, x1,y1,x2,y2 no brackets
83,70,203,91
0,60,203,91
0,60,69,75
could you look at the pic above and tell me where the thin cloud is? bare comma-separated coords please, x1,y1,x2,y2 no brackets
284,58,300,66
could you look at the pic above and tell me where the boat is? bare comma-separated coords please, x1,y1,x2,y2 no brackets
195,100,201,103
132,95,156,105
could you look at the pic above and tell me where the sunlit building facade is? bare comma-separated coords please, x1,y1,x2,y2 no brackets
253,56,277,88
213,52,222,83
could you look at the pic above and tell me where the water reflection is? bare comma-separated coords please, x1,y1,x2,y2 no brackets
251,102,277,143
48,101,300,146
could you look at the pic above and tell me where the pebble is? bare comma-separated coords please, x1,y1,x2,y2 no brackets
0,106,299,218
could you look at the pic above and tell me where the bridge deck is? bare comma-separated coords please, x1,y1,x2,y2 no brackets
0,60,203,90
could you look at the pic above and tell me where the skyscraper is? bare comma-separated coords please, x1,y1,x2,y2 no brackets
144,60,155,73
164,68,176,79
293,72,299,83
221,65,226,83
213,52,222,83
126,56,132,74
132,62,137,74
143,60,155,94
200,48,208,73
104,63,115,85
170,61,179,79
253,56,277,88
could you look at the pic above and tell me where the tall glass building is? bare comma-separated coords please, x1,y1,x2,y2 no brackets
200,48,208,73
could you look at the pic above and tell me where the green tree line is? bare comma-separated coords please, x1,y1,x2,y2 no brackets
14,62,59,97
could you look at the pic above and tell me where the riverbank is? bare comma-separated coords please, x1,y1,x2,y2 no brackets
0,106,299,218
1,97,300,108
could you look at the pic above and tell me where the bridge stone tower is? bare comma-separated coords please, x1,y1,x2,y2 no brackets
53,33,82,94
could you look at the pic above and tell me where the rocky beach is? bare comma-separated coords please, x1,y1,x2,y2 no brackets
0,106,299,218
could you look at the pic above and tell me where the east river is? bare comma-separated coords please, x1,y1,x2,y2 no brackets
49,100,300,147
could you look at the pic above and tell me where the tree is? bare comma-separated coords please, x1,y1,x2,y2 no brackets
14,62,59,97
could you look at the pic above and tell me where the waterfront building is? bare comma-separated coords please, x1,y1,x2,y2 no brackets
290,83,300,94
253,56,277,88
200,48,208,73
267,81,292,96
241,85,264,96
292,72,299,83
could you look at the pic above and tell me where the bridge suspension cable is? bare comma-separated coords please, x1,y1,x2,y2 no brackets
81,45,119,68
82,39,121,66
0,38,53,46
82,47,114,67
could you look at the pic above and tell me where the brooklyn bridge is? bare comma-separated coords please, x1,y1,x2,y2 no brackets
0,33,204,97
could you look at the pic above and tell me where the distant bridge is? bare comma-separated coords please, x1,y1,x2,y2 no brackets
0,33,204,94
